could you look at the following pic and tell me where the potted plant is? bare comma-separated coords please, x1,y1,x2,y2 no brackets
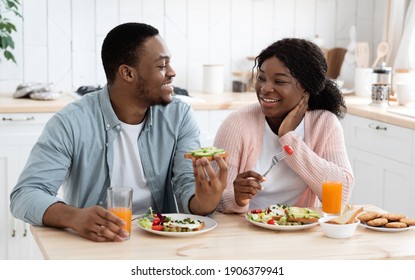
0,0,22,63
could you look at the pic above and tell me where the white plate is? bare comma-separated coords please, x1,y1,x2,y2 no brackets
245,214,318,231
359,223,415,232
137,213,217,237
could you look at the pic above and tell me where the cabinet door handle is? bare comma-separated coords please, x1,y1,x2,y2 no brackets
2,116,35,121
368,123,387,131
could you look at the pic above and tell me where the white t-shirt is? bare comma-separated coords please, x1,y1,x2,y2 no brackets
111,121,155,214
250,119,307,209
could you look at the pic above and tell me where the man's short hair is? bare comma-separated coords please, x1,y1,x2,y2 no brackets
101,22,159,84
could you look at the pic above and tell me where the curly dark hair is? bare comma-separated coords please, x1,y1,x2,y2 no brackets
101,22,159,85
253,38,347,118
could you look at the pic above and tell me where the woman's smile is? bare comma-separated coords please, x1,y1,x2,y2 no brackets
259,94,281,104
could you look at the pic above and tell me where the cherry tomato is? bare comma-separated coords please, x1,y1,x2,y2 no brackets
152,218,161,226
152,225,164,231
251,209,263,214
267,219,276,225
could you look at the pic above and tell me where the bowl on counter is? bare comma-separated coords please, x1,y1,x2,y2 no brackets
318,216,360,239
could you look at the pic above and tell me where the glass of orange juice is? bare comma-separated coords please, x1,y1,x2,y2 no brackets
107,186,133,240
322,166,343,215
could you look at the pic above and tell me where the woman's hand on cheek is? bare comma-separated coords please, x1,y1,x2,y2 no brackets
278,93,309,137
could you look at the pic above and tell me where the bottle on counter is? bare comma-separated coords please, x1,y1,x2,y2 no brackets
370,62,391,107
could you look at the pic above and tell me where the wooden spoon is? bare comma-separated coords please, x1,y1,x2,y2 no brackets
372,42,389,68
355,42,369,68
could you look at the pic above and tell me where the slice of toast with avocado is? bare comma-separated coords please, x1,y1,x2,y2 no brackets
184,146,228,161
285,207,320,224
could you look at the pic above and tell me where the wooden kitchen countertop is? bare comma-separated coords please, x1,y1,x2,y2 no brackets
0,92,258,113
2,92,415,129
343,95,415,129
0,94,78,113
185,91,257,110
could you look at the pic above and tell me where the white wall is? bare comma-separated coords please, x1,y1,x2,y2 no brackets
0,0,387,94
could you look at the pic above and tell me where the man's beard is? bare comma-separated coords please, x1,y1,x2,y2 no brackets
136,75,171,107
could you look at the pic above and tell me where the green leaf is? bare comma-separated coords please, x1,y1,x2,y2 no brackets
7,22,16,32
5,0,20,12
6,0,18,9
0,35,14,49
3,22,16,33
0,0,21,64
4,49,16,63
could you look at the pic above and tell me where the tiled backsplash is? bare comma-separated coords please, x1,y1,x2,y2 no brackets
0,0,386,94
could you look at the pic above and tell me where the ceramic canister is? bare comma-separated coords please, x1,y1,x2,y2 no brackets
203,64,224,94
392,68,415,95
354,67,372,97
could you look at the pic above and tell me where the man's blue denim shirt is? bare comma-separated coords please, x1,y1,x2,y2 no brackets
10,86,200,225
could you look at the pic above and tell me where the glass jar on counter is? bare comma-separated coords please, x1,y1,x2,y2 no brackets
370,62,391,107
232,71,247,92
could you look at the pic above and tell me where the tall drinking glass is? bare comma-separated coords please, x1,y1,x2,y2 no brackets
107,186,133,240
322,166,343,216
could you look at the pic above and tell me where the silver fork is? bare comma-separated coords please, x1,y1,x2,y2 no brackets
261,145,294,177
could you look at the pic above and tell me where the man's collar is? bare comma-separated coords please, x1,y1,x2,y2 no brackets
98,85,153,131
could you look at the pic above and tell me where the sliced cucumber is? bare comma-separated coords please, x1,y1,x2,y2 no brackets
194,151,214,157
190,146,224,156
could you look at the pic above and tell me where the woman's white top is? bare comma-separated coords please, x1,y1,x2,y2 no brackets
250,118,307,209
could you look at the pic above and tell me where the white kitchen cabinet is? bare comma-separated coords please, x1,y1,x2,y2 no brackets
0,113,54,260
193,109,234,147
342,114,415,216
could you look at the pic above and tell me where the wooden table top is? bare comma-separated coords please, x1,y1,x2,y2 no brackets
30,205,415,260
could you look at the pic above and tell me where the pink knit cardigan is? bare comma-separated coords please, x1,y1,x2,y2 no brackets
213,103,354,214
